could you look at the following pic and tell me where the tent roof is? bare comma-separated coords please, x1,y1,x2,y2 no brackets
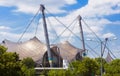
1,36,83,63
57,41,82,61
105,52,113,63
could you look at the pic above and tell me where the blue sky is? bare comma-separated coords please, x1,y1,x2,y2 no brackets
0,0,120,58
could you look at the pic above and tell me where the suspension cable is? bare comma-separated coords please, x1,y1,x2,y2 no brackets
35,11,41,36
67,20,77,41
107,40,117,58
45,12,78,44
82,19,117,58
86,43,100,56
45,9,100,57
17,8,40,42
46,17,59,39
82,19,102,41
88,49,97,58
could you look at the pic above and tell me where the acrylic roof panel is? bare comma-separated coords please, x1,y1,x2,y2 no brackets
1,39,18,52
1,37,82,63
57,41,82,61
1,37,47,62
17,37,46,61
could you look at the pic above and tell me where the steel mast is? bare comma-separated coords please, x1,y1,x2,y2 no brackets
40,4,53,67
78,15,86,56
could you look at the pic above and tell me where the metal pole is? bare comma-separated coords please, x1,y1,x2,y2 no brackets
40,4,52,67
78,15,86,56
101,41,103,76
58,48,60,67
101,38,108,76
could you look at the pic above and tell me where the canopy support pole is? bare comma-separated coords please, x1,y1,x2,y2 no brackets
40,4,53,67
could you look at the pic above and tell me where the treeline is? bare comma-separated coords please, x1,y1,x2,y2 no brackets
46,58,120,76
0,45,120,76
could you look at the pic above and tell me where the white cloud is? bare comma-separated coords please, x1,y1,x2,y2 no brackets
111,21,120,25
71,0,120,18
64,0,77,4
0,0,77,14
0,0,119,16
0,31,19,42
0,0,120,43
0,26,11,30
0,31,38,42
102,33,116,38
58,0,120,39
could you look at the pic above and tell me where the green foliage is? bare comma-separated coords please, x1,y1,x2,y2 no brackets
21,65,35,76
95,57,107,65
48,70,66,76
0,45,7,55
0,46,22,76
81,57,99,76
22,57,35,68
47,57,99,76
39,70,48,76
95,57,107,75
104,59,120,75
40,57,120,76
103,73,120,76
0,45,35,76
21,57,35,76
0,52,19,63
70,60,88,76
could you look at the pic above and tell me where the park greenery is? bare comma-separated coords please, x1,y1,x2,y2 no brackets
0,45,35,76
42,58,120,76
1,45,120,76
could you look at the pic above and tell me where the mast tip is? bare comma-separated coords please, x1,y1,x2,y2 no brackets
77,15,82,20
40,4,45,11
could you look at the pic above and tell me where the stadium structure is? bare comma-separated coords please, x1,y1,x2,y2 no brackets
1,36,83,67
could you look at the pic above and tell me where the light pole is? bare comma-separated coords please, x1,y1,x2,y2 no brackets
87,37,117,76
100,38,107,76
87,38,104,76
100,41,103,76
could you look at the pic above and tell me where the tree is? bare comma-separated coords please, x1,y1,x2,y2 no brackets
104,59,120,76
48,70,66,76
0,45,7,55
0,45,35,76
0,46,21,76
22,57,35,68
47,57,99,76
22,57,35,76
70,60,88,76
95,57,107,75
95,57,107,65
81,57,99,76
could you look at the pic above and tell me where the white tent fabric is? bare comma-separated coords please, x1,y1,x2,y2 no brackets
57,41,82,62
1,36,82,64
105,52,113,63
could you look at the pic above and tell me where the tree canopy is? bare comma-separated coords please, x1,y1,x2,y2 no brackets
47,57,99,76
0,45,35,76
104,59,120,76
47,57,120,76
